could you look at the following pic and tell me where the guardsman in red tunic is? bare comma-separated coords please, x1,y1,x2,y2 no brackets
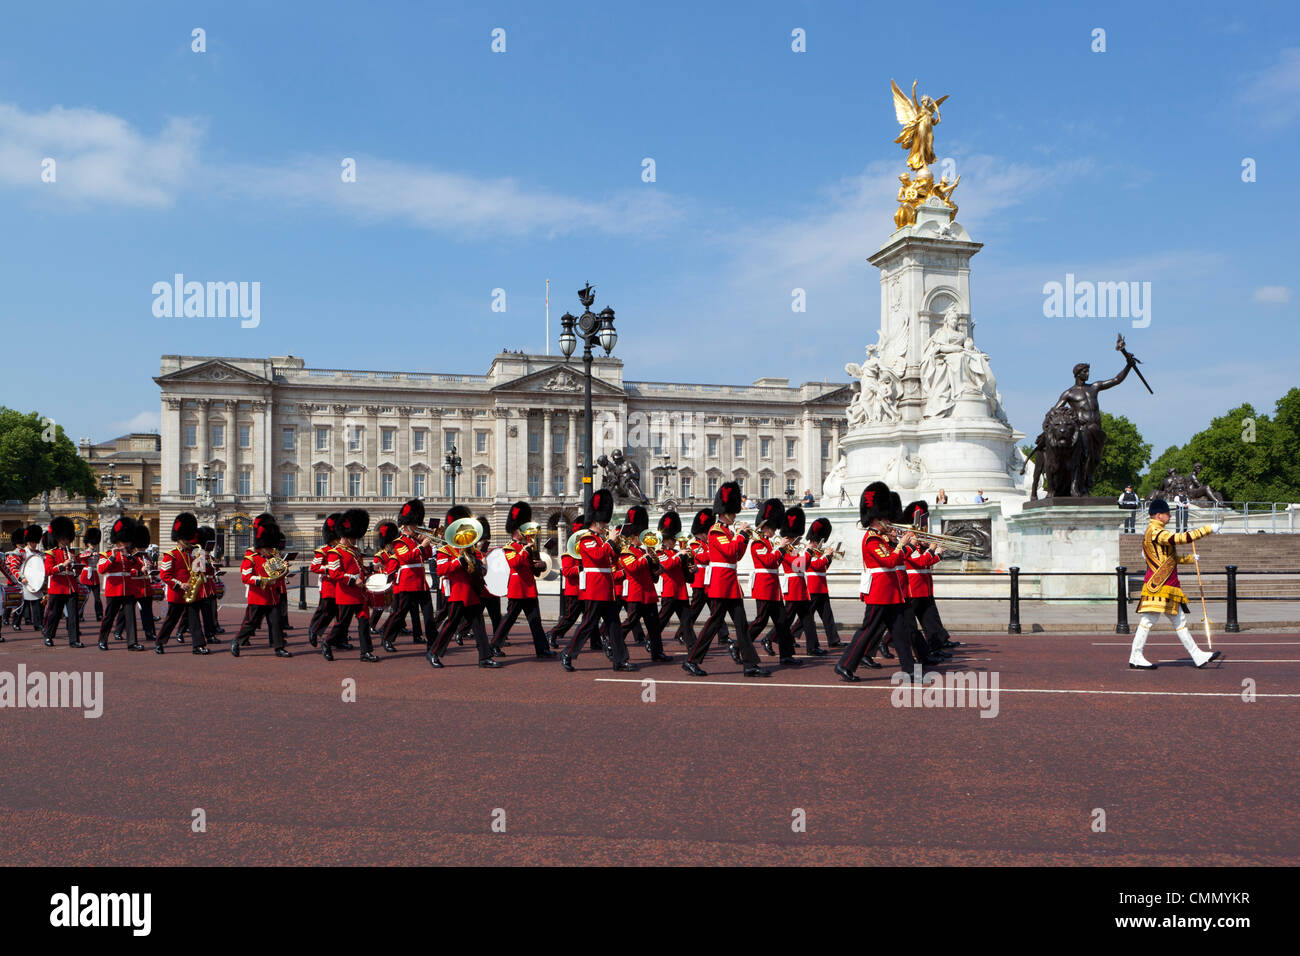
322,509,377,662
546,517,585,650
231,520,290,657
41,516,83,648
195,525,222,644
427,506,498,668
617,505,672,663
835,482,918,682
673,509,730,647
154,512,209,654
381,499,438,651
79,527,103,622
803,517,842,651
18,524,45,629
899,500,956,663
654,511,692,639
686,482,769,678
490,501,556,658
778,506,821,656
95,516,136,648
110,522,154,649
562,489,635,672
5,528,26,630
308,513,342,647
746,499,800,665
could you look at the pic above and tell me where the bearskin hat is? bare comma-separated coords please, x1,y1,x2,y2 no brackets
253,521,278,549
323,512,343,542
714,480,743,516
902,500,929,527
109,515,136,545
376,520,400,546
757,498,786,531
50,515,75,542
339,508,370,539
132,523,151,549
807,517,832,543
889,492,903,523
1148,498,1170,516
624,505,649,536
399,498,425,528
445,505,471,525
197,526,216,547
658,510,682,538
11,528,26,548
570,516,586,535
782,505,806,538
586,488,613,524
171,512,198,542
25,524,42,545
253,512,276,530
41,530,54,549
860,481,893,526
476,515,491,545
690,508,715,537
85,527,102,547
275,529,287,550
505,501,532,535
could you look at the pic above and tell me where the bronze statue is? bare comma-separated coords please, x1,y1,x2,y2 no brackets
597,449,648,506
1156,463,1224,505
1025,338,1145,498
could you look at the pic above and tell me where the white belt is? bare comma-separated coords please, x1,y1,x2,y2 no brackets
906,569,932,576
703,566,712,584
712,563,738,570
102,572,127,578
807,572,827,578
858,568,895,589
754,568,779,574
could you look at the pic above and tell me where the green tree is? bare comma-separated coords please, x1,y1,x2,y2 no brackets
1091,413,1151,497
0,407,101,503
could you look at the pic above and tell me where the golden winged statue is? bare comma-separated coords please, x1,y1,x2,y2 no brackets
891,79,949,171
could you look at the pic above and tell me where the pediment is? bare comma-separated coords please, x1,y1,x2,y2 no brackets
803,384,854,406
491,362,624,397
155,360,270,387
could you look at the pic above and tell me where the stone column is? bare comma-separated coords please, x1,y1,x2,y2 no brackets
565,410,577,496
802,413,816,497
331,404,348,500
493,407,509,502
163,398,183,496
542,409,553,500
364,405,381,497
196,399,211,475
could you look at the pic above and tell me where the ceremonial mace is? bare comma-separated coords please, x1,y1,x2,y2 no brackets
1116,334,1153,394
1190,539,1213,649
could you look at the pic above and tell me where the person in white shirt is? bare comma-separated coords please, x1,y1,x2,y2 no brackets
1174,492,1190,533
973,490,986,504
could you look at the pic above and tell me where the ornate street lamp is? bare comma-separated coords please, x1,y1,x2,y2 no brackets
442,445,463,506
559,283,617,515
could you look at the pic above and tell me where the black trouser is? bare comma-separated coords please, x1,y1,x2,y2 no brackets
466,594,500,637
200,596,218,641
907,595,949,653
433,601,492,661
623,600,665,657
384,590,434,643
1175,509,1188,533
550,593,583,641
677,588,729,643
279,591,290,628
807,593,841,646
235,603,285,649
569,600,629,666
690,597,761,668
84,584,102,620
431,590,451,633
42,593,80,644
24,598,43,628
657,596,690,636
839,603,913,675
748,598,795,658
157,602,206,648
99,596,135,645
785,598,819,651
493,596,550,655
612,596,645,645
113,597,155,642
328,603,373,655
1123,510,1137,533
310,595,338,643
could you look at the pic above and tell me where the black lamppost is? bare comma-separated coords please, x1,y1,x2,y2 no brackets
442,445,463,506
559,283,617,515
653,453,679,502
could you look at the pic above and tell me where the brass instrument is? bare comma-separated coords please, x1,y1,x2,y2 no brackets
639,529,663,580
443,517,484,572
565,529,591,561
887,523,982,556
262,550,290,581
183,545,207,603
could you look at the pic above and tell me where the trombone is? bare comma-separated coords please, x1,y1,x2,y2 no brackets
888,523,982,556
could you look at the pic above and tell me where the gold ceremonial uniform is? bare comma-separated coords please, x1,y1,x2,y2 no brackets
1138,520,1212,615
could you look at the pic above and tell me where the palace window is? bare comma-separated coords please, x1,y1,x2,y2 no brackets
786,477,797,497
184,424,197,447
315,426,328,451
653,475,665,498
476,431,488,454
348,426,362,452
412,472,426,497
381,472,394,497
760,477,771,498
760,437,772,459
821,437,831,459
552,475,564,496
707,436,719,458
183,467,197,496
412,429,426,453
238,424,251,449
381,428,395,453
476,474,489,498
528,473,541,497
212,469,224,495
680,475,692,498
281,472,296,497
237,468,251,496
707,476,719,498
786,437,796,459
680,434,692,456
315,471,329,497
734,436,745,458
282,427,295,451
347,472,362,496
211,424,224,448
444,430,458,453
528,430,540,454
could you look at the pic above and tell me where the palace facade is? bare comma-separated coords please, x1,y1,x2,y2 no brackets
154,352,851,552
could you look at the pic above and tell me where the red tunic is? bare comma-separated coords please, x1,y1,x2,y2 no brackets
436,545,480,606
124,552,152,599
79,548,99,586
619,544,657,605
706,525,748,600
241,552,278,606
503,542,540,599
43,547,78,595
805,549,832,595
859,531,905,605
903,548,940,598
748,537,784,602
657,549,689,601
158,546,196,604
97,550,130,598
578,534,616,601
560,553,580,597
782,550,809,602
689,539,709,589
391,534,433,593
311,545,336,600
330,545,367,606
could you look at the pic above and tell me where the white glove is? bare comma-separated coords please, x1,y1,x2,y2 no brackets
1192,553,1199,562
1211,523,1222,534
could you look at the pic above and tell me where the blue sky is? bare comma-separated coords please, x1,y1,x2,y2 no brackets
1,0,1297,458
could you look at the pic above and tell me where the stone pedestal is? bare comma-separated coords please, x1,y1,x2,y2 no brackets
1004,504,1123,599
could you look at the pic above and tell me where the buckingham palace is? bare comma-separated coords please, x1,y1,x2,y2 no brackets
154,352,851,551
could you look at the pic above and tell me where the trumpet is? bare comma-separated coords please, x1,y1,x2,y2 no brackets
887,523,982,556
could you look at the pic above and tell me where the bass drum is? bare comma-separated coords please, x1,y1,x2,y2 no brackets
484,547,511,597
21,553,46,599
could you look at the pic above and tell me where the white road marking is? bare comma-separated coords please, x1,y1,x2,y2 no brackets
1093,641,1300,646
594,678,1300,698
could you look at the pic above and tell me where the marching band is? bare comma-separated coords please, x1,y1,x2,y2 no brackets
1,475,1230,676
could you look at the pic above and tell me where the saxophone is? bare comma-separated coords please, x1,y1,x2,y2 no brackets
184,546,207,603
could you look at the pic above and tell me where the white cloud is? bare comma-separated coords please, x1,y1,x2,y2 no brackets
0,102,202,207
110,410,161,434
1253,285,1292,304
1240,48,1300,128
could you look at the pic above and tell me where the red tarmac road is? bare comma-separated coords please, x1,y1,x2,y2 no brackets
1,606,1297,866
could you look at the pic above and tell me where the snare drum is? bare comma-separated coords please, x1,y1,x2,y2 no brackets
364,572,392,608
